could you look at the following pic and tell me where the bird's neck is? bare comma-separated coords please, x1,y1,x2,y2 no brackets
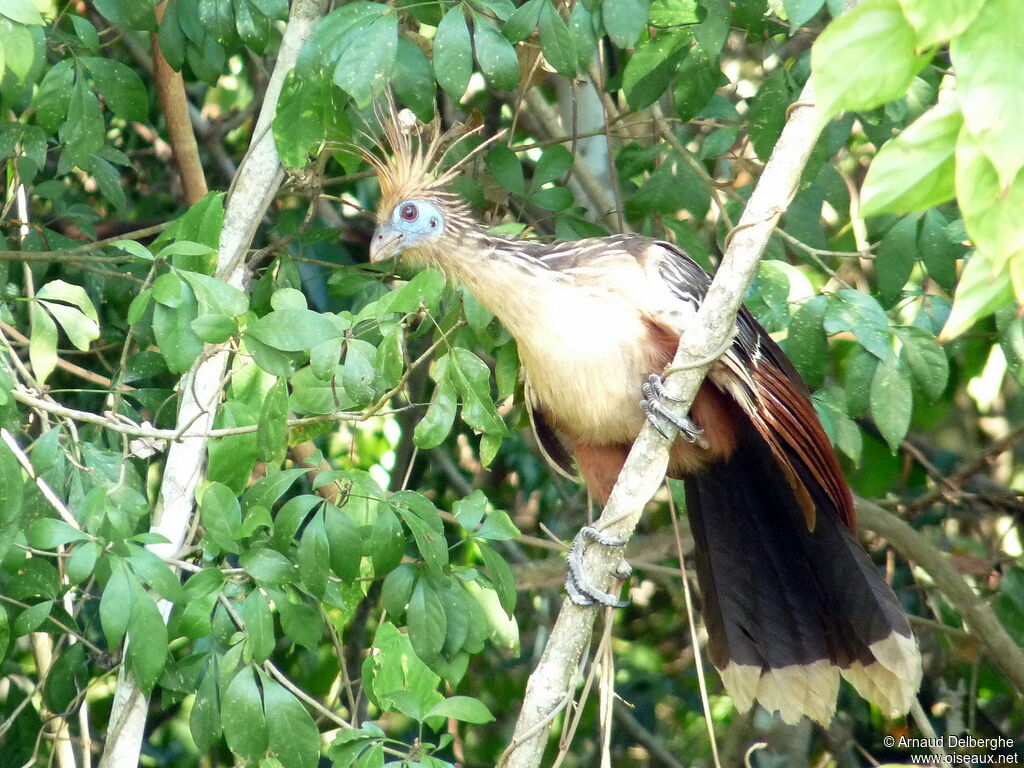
416,232,559,339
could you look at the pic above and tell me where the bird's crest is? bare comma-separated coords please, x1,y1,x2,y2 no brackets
360,101,494,224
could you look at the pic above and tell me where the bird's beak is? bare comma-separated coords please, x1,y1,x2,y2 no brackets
369,225,404,263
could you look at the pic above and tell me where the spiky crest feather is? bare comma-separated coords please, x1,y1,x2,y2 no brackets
359,101,493,225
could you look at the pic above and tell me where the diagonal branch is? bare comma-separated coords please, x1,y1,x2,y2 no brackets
502,79,827,767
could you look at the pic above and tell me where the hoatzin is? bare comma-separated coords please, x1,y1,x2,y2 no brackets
363,118,921,726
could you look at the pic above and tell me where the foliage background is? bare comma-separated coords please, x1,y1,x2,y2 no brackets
0,0,1022,766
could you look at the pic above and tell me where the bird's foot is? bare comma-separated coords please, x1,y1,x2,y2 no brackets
565,526,632,608
640,374,710,448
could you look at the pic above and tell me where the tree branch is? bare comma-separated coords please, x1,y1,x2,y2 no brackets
502,78,827,767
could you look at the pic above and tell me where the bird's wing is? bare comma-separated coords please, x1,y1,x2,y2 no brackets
650,240,855,531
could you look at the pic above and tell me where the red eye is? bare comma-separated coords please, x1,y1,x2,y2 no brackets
400,203,418,222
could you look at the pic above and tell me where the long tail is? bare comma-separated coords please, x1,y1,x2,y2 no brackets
684,425,922,725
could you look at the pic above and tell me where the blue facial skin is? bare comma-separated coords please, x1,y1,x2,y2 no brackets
369,199,446,262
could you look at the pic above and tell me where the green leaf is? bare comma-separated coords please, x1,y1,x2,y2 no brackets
950,0,1024,187
477,542,516,614
375,268,445,315
29,301,58,385
649,0,700,26
392,37,436,121
475,508,520,541
67,541,99,583
473,13,519,89
262,674,321,768
43,644,86,714
747,70,791,161
100,561,132,648
39,301,100,351
153,272,184,307
153,285,203,374
274,73,326,168
37,277,100,319
82,56,149,121
786,295,828,389
298,510,330,598
0,0,44,24
341,339,377,407
811,0,921,123
62,75,105,167
0,437,23,527
178,269,250,317
414,366,458,449
568,2,598,69
0,17,37,81
449,348,508,435
813,387,863,464
486,145,526,195
425,696,495,724
918,209,958,292
393,492,447,575
604,0,650,48
234,0,271,51
955,127,1024,275
783,0,824,28
257,379,289,465
824,289,891,360
869,354,913,452
875,216,918,307
898,0,984,48
333,14,397,108
538,1,577,76
12,599,52,636
503,0,543,42
382,564,417,619
623,28,689,110
223,666,269,762
325,503,361,581
34,59,74,133
940,251,1014,342
895,325,948,401
407,578,447,661
243,466,307,514
201,481,242,553
27,518,89,549
91,156,128,209
243,589,275,663
434,6,473,100
276,594,323,649
369,504,405,576
247,309,344,352
126,578,168,692
860,99,961,217
998,307,1024,387
843,345,879,417
191,314,236,343
241,547,296,585
190,664,223,752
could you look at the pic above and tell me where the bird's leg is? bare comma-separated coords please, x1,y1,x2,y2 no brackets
640,374,710,449
565,526,632,608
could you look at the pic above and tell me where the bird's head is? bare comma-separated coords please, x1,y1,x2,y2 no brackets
361,108,482,268
369,197,448,264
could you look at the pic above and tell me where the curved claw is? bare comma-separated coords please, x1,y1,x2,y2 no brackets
641,374,710,449
565,526,631,608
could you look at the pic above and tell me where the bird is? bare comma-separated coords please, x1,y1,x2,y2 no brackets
360,113,922,726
